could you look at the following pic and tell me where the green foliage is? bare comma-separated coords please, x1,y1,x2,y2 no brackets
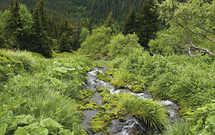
108,33,142,58
188,102,215,135
4,0,21,45
122,6,136,35
156,0,215,55
135,0,159,49
0,111,73,135
117,93,168,132
0,50,23,82
149,30,175,56
79,27,90,45
6,50,39,73
14,4,35,50
0,10,11,35
103,12,114,33
104,50,215,114
0,50,93,134
31,0,53,58
163,119,192,135
110,69,134,88
78,26,112,58
0,35,8,49
58,32,72,53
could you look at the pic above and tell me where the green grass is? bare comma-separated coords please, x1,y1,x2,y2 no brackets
163,119,192,135
0,49,92,134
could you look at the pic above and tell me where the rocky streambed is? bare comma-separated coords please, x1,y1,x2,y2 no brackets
81,66,179,135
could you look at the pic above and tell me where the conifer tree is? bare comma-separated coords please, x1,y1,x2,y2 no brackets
58,32,72,53
135,0,159,50
104,12,114,32
122,6,136,35
37,0,51,37
4,0,21,48
88,22,93,35
31,1,52,58
15,4,35,50
9,0,14,11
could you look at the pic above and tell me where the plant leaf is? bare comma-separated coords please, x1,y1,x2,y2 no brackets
208,116,215,126
14,127,29,135
0,124,8,135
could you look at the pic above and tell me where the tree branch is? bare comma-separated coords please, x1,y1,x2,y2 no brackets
199,27,215,35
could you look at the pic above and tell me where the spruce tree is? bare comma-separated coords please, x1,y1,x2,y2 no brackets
135,0,159,50
122,6,136,35
31,1,52,58
8,0,14,11
88,22,93,35
4,0,21,48
58,32,72,53
15,4,35,50
104,12,114,32
37,0,51,37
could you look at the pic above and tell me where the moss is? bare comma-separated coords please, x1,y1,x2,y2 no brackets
77,89,94,105
119,117,126,122
85,102,99,110
133,87,144,93
96,72,111,82
95,87,106,93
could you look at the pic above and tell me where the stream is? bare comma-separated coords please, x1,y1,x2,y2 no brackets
82,66,179,135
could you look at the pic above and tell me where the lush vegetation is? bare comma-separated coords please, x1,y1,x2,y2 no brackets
0,50,92,134
1,0,215,134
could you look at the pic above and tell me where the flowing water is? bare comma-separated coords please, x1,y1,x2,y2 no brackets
82,67,179,134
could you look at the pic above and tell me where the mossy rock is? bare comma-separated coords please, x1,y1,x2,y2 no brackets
133,87,144,93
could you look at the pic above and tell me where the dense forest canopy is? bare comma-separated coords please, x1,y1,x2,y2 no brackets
0,0,186,26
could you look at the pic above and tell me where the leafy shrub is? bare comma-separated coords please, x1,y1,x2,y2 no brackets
78,26,112,59
108,33,142,58
0,111,74,135
188,102,215,135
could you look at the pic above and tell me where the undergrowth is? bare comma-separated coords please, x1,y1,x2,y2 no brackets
0,50,92,134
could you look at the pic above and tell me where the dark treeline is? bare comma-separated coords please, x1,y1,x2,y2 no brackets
0,0,87,58
0,0,185,25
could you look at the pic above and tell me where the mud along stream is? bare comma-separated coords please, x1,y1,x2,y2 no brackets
80,66,179,135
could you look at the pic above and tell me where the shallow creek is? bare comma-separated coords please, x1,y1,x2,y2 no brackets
82,66,179,135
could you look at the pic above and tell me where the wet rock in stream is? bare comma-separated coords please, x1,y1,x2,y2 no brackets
82,110,100,133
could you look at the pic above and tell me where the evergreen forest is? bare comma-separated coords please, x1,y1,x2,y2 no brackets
1,0,215,134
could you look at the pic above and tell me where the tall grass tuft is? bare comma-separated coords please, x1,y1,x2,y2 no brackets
117,93,168,132
163,119,192,135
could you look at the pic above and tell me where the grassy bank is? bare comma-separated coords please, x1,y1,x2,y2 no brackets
0,50,92,134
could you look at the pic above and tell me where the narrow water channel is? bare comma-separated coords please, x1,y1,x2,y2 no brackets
82,66,179,134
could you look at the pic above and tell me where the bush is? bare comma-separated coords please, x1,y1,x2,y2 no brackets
78,26,112,58
108,33,142,58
